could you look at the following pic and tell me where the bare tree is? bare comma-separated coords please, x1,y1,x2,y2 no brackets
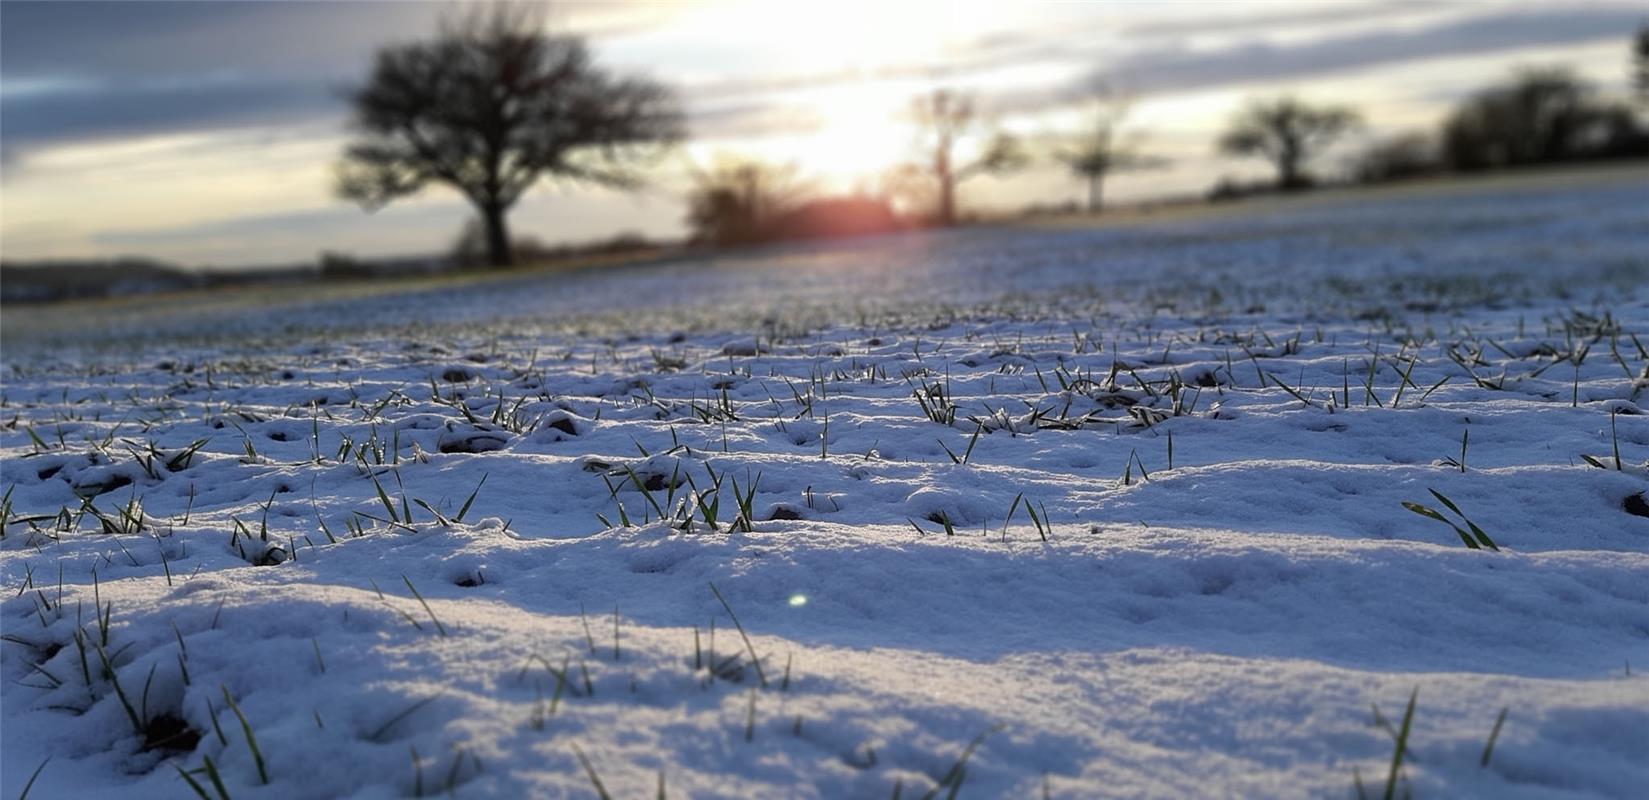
1056,87,1165,213
684,157,808,247
1217,96,1358,190
907,89,1025,226
336,4,684,267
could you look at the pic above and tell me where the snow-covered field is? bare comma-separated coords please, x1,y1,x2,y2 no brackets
4,171,1647,799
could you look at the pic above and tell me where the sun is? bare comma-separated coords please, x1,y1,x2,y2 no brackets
688,0,972,187
796,85,912,188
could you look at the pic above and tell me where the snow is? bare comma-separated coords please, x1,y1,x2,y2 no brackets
3,172,1648,798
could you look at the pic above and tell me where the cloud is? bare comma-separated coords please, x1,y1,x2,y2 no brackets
686,100,832,140
0,1,673,83
1,76,342,153
0,0,685,157
681,5,1640,112
0,2,439,82
1114,0,1435,39
12,2,1634,158
1107,6,1645,97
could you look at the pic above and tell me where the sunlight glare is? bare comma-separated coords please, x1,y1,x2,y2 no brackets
701,0,999,186
800,85,910,186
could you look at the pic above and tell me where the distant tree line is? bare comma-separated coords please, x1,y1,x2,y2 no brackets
1350,66,1648,187
686,26,1649,245
1217,33,1649,199
331,4,1649,265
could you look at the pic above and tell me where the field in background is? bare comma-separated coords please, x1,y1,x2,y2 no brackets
7,162,1644,351
2,169,1646,798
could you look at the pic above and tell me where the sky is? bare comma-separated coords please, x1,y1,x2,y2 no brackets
1,0,1643,268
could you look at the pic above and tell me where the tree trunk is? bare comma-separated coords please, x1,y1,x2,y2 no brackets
1278,158,1302,190
937,174,956,227
1278,140,1305,190
1088,172,1105,214
483,203,512,268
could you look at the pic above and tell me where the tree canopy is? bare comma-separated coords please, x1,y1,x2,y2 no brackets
336,4,683,267
1217,96,1358,189
1442,66,1643,170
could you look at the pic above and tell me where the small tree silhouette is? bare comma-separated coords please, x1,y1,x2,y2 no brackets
1056,86,1166,213
684,157,809,247
907,89,1025,226
336,4,683,267
1217,96,1358,190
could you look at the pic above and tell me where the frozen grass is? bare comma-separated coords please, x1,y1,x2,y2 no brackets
2,173,1647,798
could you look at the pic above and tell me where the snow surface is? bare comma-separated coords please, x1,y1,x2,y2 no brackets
3,172,1648,798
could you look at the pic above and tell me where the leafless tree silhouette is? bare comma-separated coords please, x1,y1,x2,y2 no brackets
684,157,809,246
907,89,1025,226
1055,85,1165,213
336,3,683,267
1217,96,1358,190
